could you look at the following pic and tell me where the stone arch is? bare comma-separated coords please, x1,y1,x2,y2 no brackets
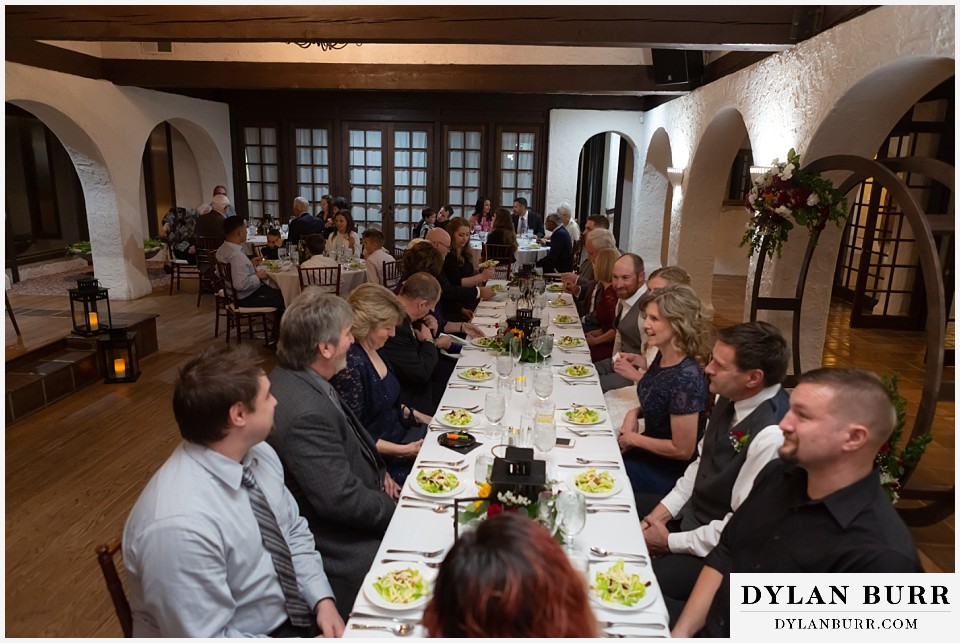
673,107,752,318
761,56,955,373
633,127,672,268
7,99,151,299
164,117,230,199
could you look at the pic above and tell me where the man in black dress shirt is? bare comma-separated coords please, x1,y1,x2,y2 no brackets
537,212,573,273
287,197,325,247
672,367,923,638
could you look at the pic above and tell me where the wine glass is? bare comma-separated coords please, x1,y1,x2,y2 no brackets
537,490,558,535
484,392,505,440
556,491,587,553
509,336,523,368
533,365,554,401
534,334,554,362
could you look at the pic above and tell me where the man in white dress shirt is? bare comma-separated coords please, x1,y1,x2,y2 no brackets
122,345,344,637
639,322,790,616
215,216,284,339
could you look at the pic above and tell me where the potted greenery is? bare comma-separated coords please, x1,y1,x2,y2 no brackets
67,239,165,265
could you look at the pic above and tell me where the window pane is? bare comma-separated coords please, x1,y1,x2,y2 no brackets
501,152,516,170
411,151,427,168
411,170,427,186
519,133,535,150
412,131,428,148
245,146,261,164
396,188,410,203
412,189,427,204
264,185,279,201
352,205,364,219
465,131,481,149
367,210,382,223
367,169,382,185
368,150,382,166
313,149,328,165
449,151,464,167
295,129,310,145
502,132,518,150
247,165,262,182
262,147,277,164
367,130,382,147
350,150,365,165
395,169,410,186
501,190,513,206
248,184,262,200
266,201,280,216
248,201,263,218
517,190,532,203
449,169,464,187
351,168,365,184
395,207,410,222
395,150,411,167
518,152,534,170
368,189,382,204
314,129,328,145
449,188,462,204
244,127,260,144
295,148,310,164
502,172,516,188
350,130,365,146
465,169,480,187
263,166,278,182
395,131,410,148
449,131,464,148
260,128,277,145
298,167,312,183
465,188,479,204
314,168,329,184
517,172,533,189
352,187,366,202
465,151,481,168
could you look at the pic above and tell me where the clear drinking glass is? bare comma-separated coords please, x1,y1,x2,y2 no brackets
509,336,523,366
484,392,505,440
533,416,557,457
474,454,493,487
533,365,554,401
556,491,587,552
278,246,288,260
537,490,557,534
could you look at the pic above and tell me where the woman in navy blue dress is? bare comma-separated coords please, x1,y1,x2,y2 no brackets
331,284,432,485
616,284,709,496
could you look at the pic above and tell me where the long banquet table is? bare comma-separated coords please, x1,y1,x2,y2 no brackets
344,282,669,637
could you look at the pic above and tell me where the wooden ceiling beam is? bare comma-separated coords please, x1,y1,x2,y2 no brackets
7,5,809,51
100,59,674,95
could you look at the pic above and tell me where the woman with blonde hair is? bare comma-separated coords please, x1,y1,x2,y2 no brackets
617,284,709,495
584,247,621,362
330,283,431,485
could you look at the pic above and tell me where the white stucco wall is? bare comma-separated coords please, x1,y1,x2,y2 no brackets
6,63,233,299
547,6,955,370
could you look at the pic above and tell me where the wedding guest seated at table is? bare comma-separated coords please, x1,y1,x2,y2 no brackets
122,345,343,637
212,184,237,217
422,513,597,638
435,203,452,230
558,202,581,244
361,228,394,286
215,216,284,339
584,247,621,362
640,322,790,616
327,210,362,259
617,285,709,496
444,216,495,291
414,207,437,239
287,196,324,247
268,290,398,619
594,253,648,391
468,196,494,232
511,197,545,238
195,195,228,241
331,284,430,486
426,227,494,322
299,234,338,269
485,207,518,255
537,212,573,273
162,206,198,264
672,368,923,639
259,228,283,260
561,227,618,321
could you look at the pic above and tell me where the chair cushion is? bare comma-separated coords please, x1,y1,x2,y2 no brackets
228,304,278,314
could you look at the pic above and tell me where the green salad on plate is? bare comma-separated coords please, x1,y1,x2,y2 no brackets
574,468,614,493
417,469,460,494
373,567,428,604
592,560,647,607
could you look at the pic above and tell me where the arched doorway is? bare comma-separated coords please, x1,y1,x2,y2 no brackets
575,131,635,246
634,128,672,267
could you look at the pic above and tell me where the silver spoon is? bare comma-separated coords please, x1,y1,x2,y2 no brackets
399,504,450,514
349,612,419,624
590,546,649,560
588,507,631,514
385,547,445,558
349,623,416,636
447,384,492,390
380,558,442,568
600,621,666,630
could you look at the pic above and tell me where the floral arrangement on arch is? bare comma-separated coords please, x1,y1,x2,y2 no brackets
877,373,932,504
741,148,849,259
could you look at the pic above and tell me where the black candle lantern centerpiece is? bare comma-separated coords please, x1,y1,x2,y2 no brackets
102,329,141,383
68,277,111,336
489,447,547,499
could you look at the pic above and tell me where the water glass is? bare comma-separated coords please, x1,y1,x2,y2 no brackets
474,454,493,487
533,365,553,401
483,392,505,439
556,490,587,552
496,354,514,379
278,246,288,261
505,298,517,318
533,415,557,457
537,490,557,534
509,336,523,364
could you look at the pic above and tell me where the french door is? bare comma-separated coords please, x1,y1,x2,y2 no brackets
343,122,432,249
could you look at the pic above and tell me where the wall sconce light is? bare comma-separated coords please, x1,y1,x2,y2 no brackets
667,167,685,187
750,165,773,181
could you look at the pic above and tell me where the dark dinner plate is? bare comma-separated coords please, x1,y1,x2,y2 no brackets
438,431,477,449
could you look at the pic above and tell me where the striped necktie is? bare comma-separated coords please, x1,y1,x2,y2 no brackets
241,465,314,628
519,216,527,234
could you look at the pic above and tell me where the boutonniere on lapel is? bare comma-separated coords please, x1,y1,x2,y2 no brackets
729,430,750,454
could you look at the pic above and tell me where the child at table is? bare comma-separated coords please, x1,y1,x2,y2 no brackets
299,234,339,269
259,228,283,260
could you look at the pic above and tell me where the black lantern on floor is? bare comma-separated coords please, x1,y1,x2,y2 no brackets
68,277,111,336
102,329,141,383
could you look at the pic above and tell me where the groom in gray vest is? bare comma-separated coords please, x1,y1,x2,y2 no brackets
595,253,647,391
638,321,790,612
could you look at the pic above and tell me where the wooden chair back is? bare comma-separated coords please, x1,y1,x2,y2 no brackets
391,244,406,261
216,260,241,305
482,243,515,264
194,236,223,252
382,260,400,289
95,536,133,637
298,266,341,295
572,237,585,266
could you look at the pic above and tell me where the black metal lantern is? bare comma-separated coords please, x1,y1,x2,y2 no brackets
102,329,141,383
68,277,111,336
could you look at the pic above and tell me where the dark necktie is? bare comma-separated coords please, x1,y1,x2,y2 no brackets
241,465,314,628
615,301,624,321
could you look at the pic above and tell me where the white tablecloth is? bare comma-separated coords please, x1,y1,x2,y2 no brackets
264,266,366,307
344,281,668,637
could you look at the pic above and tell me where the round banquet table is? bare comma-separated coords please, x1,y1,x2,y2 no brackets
264,265,367,307
515,244,548,266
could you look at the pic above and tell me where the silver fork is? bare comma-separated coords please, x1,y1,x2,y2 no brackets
349,623,416,636
385,547,445,558
380,558,442,568
418,459,465,466
415,463,468,472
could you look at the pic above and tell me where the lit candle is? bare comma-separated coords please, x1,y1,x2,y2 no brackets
113,358,126,379
89,312,99,331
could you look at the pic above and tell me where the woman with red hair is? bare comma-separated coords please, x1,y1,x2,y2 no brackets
422,512,597,637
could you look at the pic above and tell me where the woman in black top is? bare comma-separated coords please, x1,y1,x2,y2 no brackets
485,207,518,253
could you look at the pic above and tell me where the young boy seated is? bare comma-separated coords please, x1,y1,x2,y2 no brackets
259,228,283,260
414,208,437,239
299,233,339,269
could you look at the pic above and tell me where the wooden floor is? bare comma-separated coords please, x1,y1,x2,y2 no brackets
3,276,954,636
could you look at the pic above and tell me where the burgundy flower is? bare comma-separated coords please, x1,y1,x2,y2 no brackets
486,503,503,518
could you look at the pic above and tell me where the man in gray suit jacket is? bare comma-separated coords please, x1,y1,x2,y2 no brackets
638,322,791,614
268,289,399,619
